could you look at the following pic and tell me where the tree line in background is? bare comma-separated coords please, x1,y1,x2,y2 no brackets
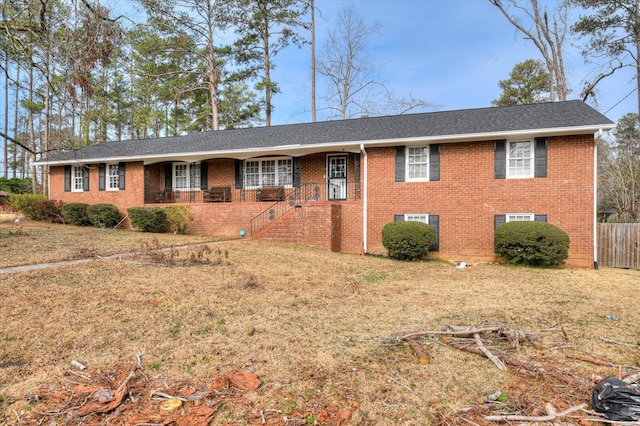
1,0,639,221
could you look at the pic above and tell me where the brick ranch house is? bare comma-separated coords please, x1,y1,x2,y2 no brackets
36,100,614,268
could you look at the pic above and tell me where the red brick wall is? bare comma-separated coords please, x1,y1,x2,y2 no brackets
363,135,595,268
48,134,596,267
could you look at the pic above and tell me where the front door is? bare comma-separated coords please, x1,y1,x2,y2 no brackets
327,155,347,200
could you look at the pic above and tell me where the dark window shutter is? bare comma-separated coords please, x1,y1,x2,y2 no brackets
534,214,547,222
200,161,208,189
394,214,405,221
534,137,547,178
429,215,439,251
164,164,172,189
235,160,244,189
395,147,405,182
293,157,301,188
429,144,440,181
118,162,126,190
82,167,89,191
64,166,71,192
494,140,506,179
99,163,106,191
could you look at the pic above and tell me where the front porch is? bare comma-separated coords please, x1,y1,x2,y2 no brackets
141,155,363,247
143,182,362,205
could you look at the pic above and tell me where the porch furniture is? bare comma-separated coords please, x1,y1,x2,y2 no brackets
204,186,231,203
156,189,175,203
257,186,285,202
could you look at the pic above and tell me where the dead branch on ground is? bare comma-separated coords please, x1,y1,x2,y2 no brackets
485,402,586,422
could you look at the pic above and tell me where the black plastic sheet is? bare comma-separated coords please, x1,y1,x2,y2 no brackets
592,377,640,421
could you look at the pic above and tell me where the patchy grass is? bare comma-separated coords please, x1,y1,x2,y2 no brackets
0,214,222,268
0,220,639,425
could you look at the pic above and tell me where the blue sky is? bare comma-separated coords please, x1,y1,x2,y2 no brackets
269,0,635,126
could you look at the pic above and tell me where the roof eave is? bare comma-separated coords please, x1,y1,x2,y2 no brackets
34,123,614,166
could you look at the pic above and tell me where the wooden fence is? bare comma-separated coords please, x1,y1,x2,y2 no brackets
597,223,640,268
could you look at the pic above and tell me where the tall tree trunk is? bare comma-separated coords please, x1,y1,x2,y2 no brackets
12,63,20,179
3,55,8,178
310,0,316,122
28,66,37,193
206,3,220,131
636,26,640,121
264,26,272,127
42,72,50,196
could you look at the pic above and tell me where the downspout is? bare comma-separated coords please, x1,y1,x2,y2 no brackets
593,129,602,270
360,144,368,254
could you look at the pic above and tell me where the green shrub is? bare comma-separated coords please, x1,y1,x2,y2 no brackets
33,200,64,223
87,203,121,228
7,194,48,220
0,177,32,194
382,221,436,261
127,207,167,232
494,221,570,266
62,203,90,226
163,205,194,234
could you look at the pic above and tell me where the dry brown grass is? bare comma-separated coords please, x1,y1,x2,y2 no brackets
0,220,639,425
0,213,221,268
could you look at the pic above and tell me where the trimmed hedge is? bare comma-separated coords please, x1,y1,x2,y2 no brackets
382,221,436,261
87,203,121,228
62,203,90,226
33,200,64,223
163,205,194,234
494,221,570,266
7,194,48,220
127,207,167,232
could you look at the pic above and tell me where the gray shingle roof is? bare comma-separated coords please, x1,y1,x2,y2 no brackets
37,100,614,165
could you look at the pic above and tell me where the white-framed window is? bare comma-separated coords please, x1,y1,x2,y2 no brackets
72,165,85,192
406,146,430,181
173,162,201,190
244,157,293,188
106,163,119,190
506,213,534,222
405,213,429,223
507,141,533,178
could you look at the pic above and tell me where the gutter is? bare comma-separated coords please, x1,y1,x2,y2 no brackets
594,129,602,270
360,144,368,255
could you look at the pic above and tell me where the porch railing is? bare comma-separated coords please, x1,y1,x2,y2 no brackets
250,188,300,236
145,180,361,205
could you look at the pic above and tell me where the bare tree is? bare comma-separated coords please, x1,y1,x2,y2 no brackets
490,0,569,102
599,113,640,221
317,4,380,119
317,4,427,119
571,0,640,120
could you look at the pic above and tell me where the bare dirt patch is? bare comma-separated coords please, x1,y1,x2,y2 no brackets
0,222,639,425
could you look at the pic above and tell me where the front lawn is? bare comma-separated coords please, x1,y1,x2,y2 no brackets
0,221,638,424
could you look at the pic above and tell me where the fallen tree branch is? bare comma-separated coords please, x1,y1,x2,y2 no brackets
485,402,586,422
566,353,615,366
399,326,503,340
407,340,430,364
474,332,505,370
149,391,188,402
601,337,640,348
